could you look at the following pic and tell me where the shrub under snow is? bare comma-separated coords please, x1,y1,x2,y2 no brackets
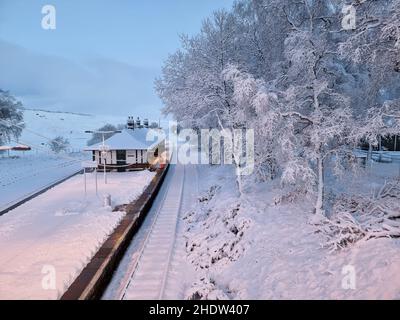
183,184,252,299
316,179,400,252
186,277,232,300
184,185,251,270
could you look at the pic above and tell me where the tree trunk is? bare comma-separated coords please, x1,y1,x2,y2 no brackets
367,142,373,167
232,147,243,198
215,111,243,198
315,155,325,216
236,165,243,197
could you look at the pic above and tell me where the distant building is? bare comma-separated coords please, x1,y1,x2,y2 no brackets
85,117,165,172
360,135,400,152
0,144,31,157
381,135,400,152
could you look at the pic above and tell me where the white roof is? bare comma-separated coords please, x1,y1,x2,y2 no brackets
84,128,164,151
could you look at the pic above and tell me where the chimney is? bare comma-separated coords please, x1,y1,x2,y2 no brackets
127,116,134,130
136,117,141,128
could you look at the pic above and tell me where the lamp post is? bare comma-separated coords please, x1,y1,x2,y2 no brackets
85,130,121,184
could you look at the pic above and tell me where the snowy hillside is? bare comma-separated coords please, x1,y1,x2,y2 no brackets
19,109,128,151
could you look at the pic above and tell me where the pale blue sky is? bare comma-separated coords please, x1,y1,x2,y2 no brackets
0,0,235,118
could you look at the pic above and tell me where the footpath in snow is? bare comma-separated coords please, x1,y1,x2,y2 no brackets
0,169,155,299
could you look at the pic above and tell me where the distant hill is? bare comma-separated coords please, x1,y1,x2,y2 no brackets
19,109,127,151
22,107,92,117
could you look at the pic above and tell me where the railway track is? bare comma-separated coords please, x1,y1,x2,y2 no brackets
162,164,199,299
117,164,186,300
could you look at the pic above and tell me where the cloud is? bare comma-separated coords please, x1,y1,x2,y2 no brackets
0,39,162,118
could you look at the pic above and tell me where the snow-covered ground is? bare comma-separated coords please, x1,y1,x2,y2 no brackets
0,154,82,211
182,162,400,300
0,169,155,299
20,109,127,150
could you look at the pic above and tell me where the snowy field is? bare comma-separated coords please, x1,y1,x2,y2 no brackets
0,154,83,211
183,162,400,300
20,109,127,150
0,170,155,299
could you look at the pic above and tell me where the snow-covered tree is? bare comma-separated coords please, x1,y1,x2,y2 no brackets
354,99,400,150
0,90,24,145
337,0,400,156
157,0,400,217
87,123,124,146
225,64,357,217
223,65,279,181
48,136,70,154
156,9,239,129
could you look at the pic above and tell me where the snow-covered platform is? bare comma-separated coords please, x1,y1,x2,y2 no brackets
0,154,82,212
61,165,169,300
0,169,155,299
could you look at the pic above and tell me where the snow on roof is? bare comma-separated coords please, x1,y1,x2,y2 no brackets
0,144,31,151
12,145,31,151
84,128,165,151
